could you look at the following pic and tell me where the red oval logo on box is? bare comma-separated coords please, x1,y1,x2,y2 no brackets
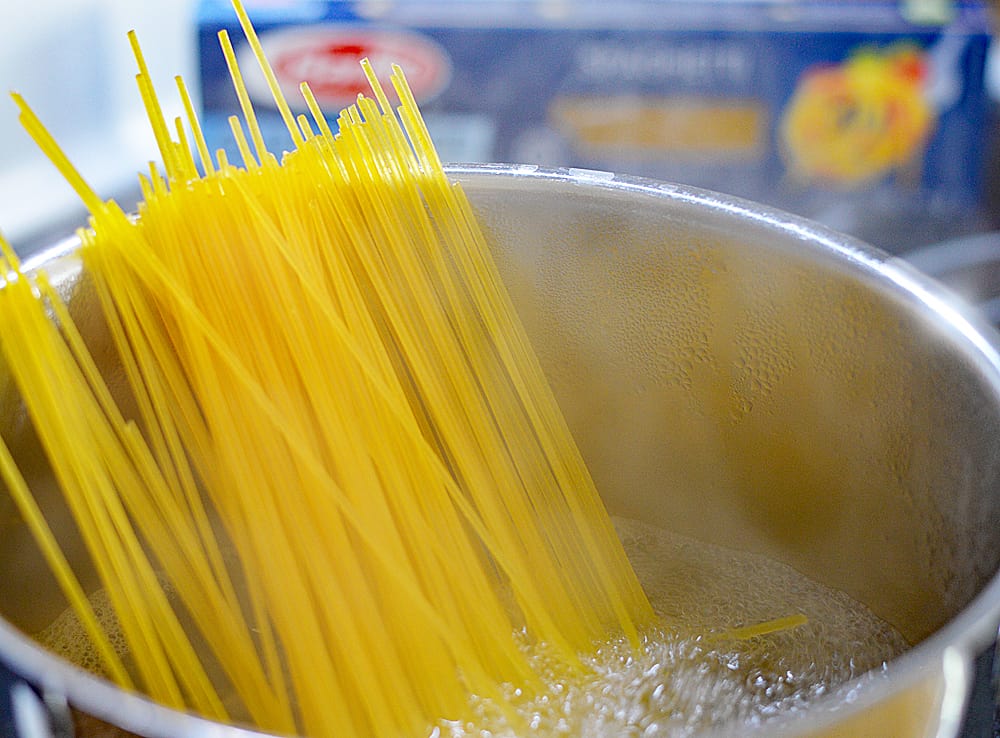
241,26,452,110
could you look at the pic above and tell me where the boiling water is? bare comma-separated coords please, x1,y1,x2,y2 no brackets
36,518,907,736
441,518,908,737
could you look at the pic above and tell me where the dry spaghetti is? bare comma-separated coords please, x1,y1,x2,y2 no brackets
0,1,655,735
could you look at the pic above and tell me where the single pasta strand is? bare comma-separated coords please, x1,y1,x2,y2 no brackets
230,0,305,148
218,29,269,166
10,94,105,214
172,117,199,183
129,33,182,184
227,115,258,169
176,76,216,176
301,82,336,139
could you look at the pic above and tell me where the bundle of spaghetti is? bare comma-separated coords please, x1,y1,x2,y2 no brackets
0,1,654,735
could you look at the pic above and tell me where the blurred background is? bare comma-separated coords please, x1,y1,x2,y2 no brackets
1,0,999,317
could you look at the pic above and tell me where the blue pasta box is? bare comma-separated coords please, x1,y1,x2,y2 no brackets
195,0,994,249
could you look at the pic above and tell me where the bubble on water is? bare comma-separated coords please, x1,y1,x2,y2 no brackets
36,588,127,678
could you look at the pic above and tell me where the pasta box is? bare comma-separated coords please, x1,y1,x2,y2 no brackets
195,0,994,249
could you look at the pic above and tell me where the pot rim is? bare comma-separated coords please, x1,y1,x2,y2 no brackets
2,162,998,738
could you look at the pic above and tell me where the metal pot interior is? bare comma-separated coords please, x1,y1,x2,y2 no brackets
0,166,999,736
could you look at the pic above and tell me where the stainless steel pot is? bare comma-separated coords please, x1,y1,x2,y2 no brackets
0,165,998,738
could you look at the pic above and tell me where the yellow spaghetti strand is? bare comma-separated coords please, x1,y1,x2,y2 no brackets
218,29,269,165
128,32,182,183
176,76,216,176
296,113,314,140
714,613,810,642
9,94,105,215
231,0,305,148
227,115,258,169
300,82,336,140
361,58,393,117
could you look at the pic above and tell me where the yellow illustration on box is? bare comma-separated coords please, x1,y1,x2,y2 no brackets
780,44,936,189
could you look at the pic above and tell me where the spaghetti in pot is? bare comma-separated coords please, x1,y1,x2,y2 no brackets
0,2,655,736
